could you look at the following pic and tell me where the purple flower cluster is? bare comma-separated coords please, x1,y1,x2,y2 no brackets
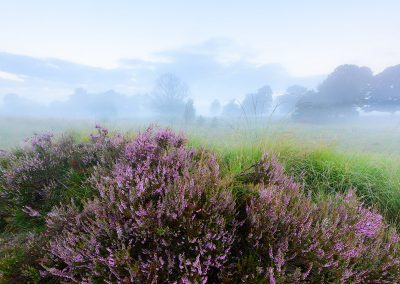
236,154,400,283
44,128,237,283
0,127,126,217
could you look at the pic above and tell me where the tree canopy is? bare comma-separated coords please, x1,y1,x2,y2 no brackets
241,85,273,117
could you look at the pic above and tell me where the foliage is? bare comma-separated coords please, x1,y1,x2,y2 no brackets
0,127,399,283
229,153,400,283
184,98,196,123
222,99,241,117
42,128,237,283
293,65,372,120
241,85,273,117
0,125,126,227
0,233,45,283
276,85,307,115
209,99,221,116
151,73,189,117
364,64,400,114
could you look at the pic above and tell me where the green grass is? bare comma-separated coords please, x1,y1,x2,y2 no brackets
2,117,400,282
188,129,400,226
2,116,400,226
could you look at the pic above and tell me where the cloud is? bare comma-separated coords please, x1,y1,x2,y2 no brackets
0,40,325,109
0,70,24,82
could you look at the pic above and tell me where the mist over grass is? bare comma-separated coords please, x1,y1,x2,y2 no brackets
2,115,400,226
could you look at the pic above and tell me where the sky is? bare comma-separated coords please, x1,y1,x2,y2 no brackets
1,0,399,77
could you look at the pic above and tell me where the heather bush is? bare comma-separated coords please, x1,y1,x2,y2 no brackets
0,126,126,283
0,125,126,229
229,154,400,283
43,128,237,283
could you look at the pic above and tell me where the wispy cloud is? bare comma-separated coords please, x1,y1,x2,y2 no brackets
0,70,24,82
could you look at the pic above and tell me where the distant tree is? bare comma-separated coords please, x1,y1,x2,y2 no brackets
1,93,42,116
241,85,273,116
277,85,308,114
291,91,323,121
88,90,120,121
210,117,219,128
183,98,196,124
209,99,221,116
196,115,205,127
151,73,189,116
292,65,373,121
222,100,241,117
317,64,372,109
363,65,400,114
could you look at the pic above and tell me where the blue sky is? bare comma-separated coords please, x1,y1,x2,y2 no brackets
1,0,399,77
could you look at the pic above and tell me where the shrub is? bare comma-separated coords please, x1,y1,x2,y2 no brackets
229,154,400,283
0,125,126,229
43,128,237,283
0,126,126,283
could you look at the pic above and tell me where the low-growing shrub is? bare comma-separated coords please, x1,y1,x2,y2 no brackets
0,125,126,229
0,126,127,283
229,154,400,283
43,128,237,283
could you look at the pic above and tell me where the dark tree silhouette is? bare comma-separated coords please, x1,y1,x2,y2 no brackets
317,64,372,108
183,98,196,123
151,73,189,116
241,85,273,117
209,99,221,116
363,65,400,114
277,85,308,114
222,100,241,117
293,65,373,121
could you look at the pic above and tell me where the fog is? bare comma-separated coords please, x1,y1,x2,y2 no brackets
1,1,400,138
1,55,399,123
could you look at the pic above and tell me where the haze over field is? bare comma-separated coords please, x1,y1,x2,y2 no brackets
1,0,400,118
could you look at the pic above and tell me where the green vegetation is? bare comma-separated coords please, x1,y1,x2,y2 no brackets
1,118,400,282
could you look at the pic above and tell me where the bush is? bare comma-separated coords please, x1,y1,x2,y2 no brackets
0,125,126,230
43,128,237,283
0,126,126,283
229,154,400,283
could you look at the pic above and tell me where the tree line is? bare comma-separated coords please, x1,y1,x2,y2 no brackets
1,64,399,122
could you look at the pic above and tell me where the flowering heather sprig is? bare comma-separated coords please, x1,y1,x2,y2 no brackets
44,128,237,283
28,132,53,149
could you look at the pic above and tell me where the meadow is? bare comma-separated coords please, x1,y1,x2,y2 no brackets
1,115,400,282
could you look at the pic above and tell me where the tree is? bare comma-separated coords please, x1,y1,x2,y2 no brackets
183,98,196,123
151,74,189,116
209,99,221,116
222,100,241,117
317,64,372,109
363,65,400,114
241,85,273,117
88,90,121,121
292,65,373,121
276,85,307,115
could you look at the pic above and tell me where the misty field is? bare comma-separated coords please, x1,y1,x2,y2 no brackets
1,117,400,282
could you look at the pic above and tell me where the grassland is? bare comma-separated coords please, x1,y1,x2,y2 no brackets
1,115,400,226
